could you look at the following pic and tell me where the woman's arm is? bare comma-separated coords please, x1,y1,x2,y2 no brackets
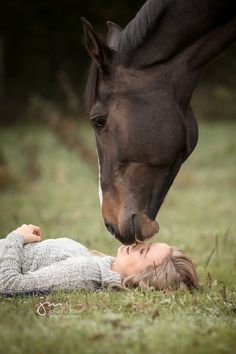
0,227,119,295
0,231,41,294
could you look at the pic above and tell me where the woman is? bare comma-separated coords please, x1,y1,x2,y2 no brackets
0,224,198,295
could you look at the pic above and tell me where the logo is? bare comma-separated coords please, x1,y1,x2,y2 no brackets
36,301,63,316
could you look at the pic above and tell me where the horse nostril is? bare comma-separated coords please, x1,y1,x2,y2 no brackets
105,224,115,236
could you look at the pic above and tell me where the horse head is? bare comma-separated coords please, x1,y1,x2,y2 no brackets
81,17,199,245
81,1,235,244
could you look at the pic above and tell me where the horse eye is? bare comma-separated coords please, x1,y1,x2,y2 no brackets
91,116,106,131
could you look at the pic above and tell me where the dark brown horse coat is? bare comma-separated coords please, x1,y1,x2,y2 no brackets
82,0,236,244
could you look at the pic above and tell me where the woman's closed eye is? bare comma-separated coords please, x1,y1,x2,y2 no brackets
138,247,150,256
143,247,150,257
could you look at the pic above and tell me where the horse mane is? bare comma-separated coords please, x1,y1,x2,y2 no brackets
119,0,170,65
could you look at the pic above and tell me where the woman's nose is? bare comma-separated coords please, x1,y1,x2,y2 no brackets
129,242,149,252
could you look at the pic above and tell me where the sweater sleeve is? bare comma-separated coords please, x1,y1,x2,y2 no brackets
0,232,120,296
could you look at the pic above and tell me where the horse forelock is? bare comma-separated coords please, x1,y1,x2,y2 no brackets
119,0,170,66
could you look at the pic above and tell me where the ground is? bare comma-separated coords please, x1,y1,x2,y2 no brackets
0,120,235,354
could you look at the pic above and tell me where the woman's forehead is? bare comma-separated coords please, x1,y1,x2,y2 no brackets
149,242,171,261
151,242,171,248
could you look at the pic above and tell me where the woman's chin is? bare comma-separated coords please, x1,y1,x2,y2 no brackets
117,245,126,257
116,245,123,256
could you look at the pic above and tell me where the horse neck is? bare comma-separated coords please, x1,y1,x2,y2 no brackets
168,15,236,108
125,0,235,68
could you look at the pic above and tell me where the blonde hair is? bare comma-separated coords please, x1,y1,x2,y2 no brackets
122,246,198,291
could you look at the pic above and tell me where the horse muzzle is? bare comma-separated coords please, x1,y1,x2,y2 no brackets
105,212,159,245
132,213,159,242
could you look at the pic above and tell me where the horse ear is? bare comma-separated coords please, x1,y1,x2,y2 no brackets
81,17,111,72
106,21,122,51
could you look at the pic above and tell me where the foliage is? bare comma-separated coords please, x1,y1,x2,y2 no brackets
0,1,235,122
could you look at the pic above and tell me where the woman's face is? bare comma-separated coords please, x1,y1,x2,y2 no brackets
112,242,171,278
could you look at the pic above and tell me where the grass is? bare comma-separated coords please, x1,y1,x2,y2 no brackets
0,120,235,354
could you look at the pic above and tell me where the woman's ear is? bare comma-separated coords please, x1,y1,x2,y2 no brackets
81,17,112,73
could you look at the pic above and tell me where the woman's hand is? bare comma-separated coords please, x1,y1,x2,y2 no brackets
14,224,42,244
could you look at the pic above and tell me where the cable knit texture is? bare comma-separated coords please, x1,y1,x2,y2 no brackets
0,232,121,295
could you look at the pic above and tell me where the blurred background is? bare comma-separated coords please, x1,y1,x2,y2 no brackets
0,0,235,124
0,3,235,352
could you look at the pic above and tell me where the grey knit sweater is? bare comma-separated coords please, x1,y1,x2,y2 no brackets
0,232,121,295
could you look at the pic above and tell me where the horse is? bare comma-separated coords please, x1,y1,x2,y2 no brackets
81,0,236,245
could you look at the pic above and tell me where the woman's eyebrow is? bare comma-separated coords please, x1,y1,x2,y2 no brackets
144,247,150,257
